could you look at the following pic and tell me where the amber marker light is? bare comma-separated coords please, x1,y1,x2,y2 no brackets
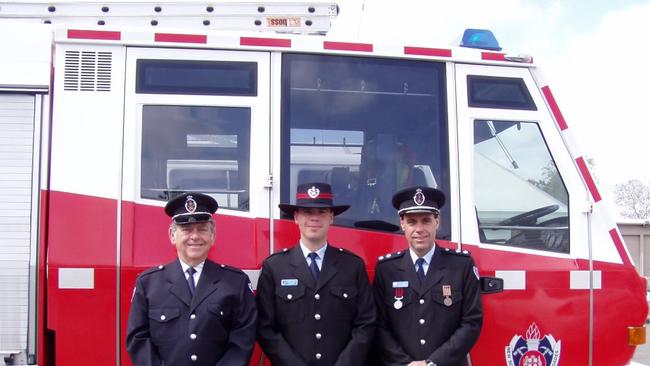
628,326,646,346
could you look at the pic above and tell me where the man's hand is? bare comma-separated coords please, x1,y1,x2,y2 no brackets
407,361,427,366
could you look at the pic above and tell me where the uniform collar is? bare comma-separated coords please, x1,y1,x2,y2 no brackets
409,245,435,265
299,241,328,259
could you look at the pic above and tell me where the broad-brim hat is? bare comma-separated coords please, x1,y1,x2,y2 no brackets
392,186,445,215
279,182,350,216
165,192,218,224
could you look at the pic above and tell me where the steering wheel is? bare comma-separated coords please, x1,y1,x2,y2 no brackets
498,204,559,226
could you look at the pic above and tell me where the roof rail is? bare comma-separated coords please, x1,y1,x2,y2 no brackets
0,1,339,35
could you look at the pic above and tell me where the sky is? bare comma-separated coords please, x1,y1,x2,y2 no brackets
326,0,650,217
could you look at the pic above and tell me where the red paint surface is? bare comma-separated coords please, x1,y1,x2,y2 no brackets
42,192,646,365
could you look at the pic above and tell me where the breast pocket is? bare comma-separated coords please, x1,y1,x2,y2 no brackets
275,286,306,324
148,307,180,342
207,303,232,342
431,284,463,310
330,286,358,320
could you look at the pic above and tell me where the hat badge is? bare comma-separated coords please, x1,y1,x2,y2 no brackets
307,186,320,199
185,196,197,213
413,188,425,206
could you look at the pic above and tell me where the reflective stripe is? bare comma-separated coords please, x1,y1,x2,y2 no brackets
570,270,602,290
58,268,94,289
495,270,526,290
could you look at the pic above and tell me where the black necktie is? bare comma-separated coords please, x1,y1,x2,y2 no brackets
187,267,196,296
308,252,320,281
416,258,426,283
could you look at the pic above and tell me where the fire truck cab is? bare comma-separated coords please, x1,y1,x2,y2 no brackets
0,2,647,365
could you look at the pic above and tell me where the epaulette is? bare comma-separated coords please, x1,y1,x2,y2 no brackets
268,247,292,257
216,263,246,275
334,246,361,258
139,264,165,277
377,250,406,263
441,247,471,256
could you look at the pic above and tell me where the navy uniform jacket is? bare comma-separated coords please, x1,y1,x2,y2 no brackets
372,247,482,366
256,245,376,365
126,259,257,366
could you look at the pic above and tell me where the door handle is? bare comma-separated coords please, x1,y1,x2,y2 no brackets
480,276,503,294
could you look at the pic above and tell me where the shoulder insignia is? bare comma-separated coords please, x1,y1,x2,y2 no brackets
217,262,246,275
263,247,293,259
139,264,165,277
442,247,471,256
333,246,360,258
377,250,405,263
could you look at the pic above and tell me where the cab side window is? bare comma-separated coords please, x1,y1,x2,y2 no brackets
136,59,256,210
281,54,450,237
140,105,251,211
474,120,569,253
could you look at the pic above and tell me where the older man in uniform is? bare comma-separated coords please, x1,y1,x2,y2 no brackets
126,192,257,366
256,182,376,365
373,187,482,366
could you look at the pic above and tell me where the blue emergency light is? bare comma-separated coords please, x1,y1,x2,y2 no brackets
460,28,502,51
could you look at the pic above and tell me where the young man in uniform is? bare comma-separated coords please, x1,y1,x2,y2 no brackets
126,192,257,366
373,186,482,366
256,182,376,365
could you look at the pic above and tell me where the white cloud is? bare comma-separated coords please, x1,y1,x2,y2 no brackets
540,3,650,189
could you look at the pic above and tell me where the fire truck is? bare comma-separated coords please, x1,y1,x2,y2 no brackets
0,1,647,365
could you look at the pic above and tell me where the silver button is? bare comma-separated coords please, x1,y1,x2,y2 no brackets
419,319,425,325
343,293,348,298
315,293,320,300
190,314,196,320
316,333,322,340
287,294,293,300
314,313,321,320
160,315,166,321
190,333,197,340
316,353,322,359
419,299,425,304
220,311,224,316
420,339,426,345
191,354,197,361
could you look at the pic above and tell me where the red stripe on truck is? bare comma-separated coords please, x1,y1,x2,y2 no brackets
542,86,568,131
324,41,373,52
575,156,602,202
155,33,207,44
404,46,452,58
67,29,121,40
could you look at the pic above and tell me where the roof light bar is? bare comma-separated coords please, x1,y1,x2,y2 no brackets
460,28,502,51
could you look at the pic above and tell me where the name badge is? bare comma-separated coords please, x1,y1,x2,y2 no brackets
392,281,408,288
281,279,298,286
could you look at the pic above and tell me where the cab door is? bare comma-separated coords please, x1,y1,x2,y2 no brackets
455,64,591,365
119,47,271,364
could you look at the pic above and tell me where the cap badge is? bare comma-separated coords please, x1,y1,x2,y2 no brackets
413,188,425,206
185,196,197,213
307,186,320,199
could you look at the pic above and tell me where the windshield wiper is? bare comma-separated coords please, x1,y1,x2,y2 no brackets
487,120,519,169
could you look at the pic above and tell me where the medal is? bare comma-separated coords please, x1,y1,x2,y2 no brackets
442,285,452,306
394,288,404,309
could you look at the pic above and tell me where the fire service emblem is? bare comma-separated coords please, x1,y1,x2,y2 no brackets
505,323,561,366
307,186,320,198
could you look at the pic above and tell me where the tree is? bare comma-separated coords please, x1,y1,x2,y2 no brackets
615,179,650,219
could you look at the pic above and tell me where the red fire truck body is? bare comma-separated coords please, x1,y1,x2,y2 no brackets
0,2,646,365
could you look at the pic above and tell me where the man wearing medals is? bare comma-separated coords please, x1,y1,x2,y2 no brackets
256,182,376,365
372,186,483,366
